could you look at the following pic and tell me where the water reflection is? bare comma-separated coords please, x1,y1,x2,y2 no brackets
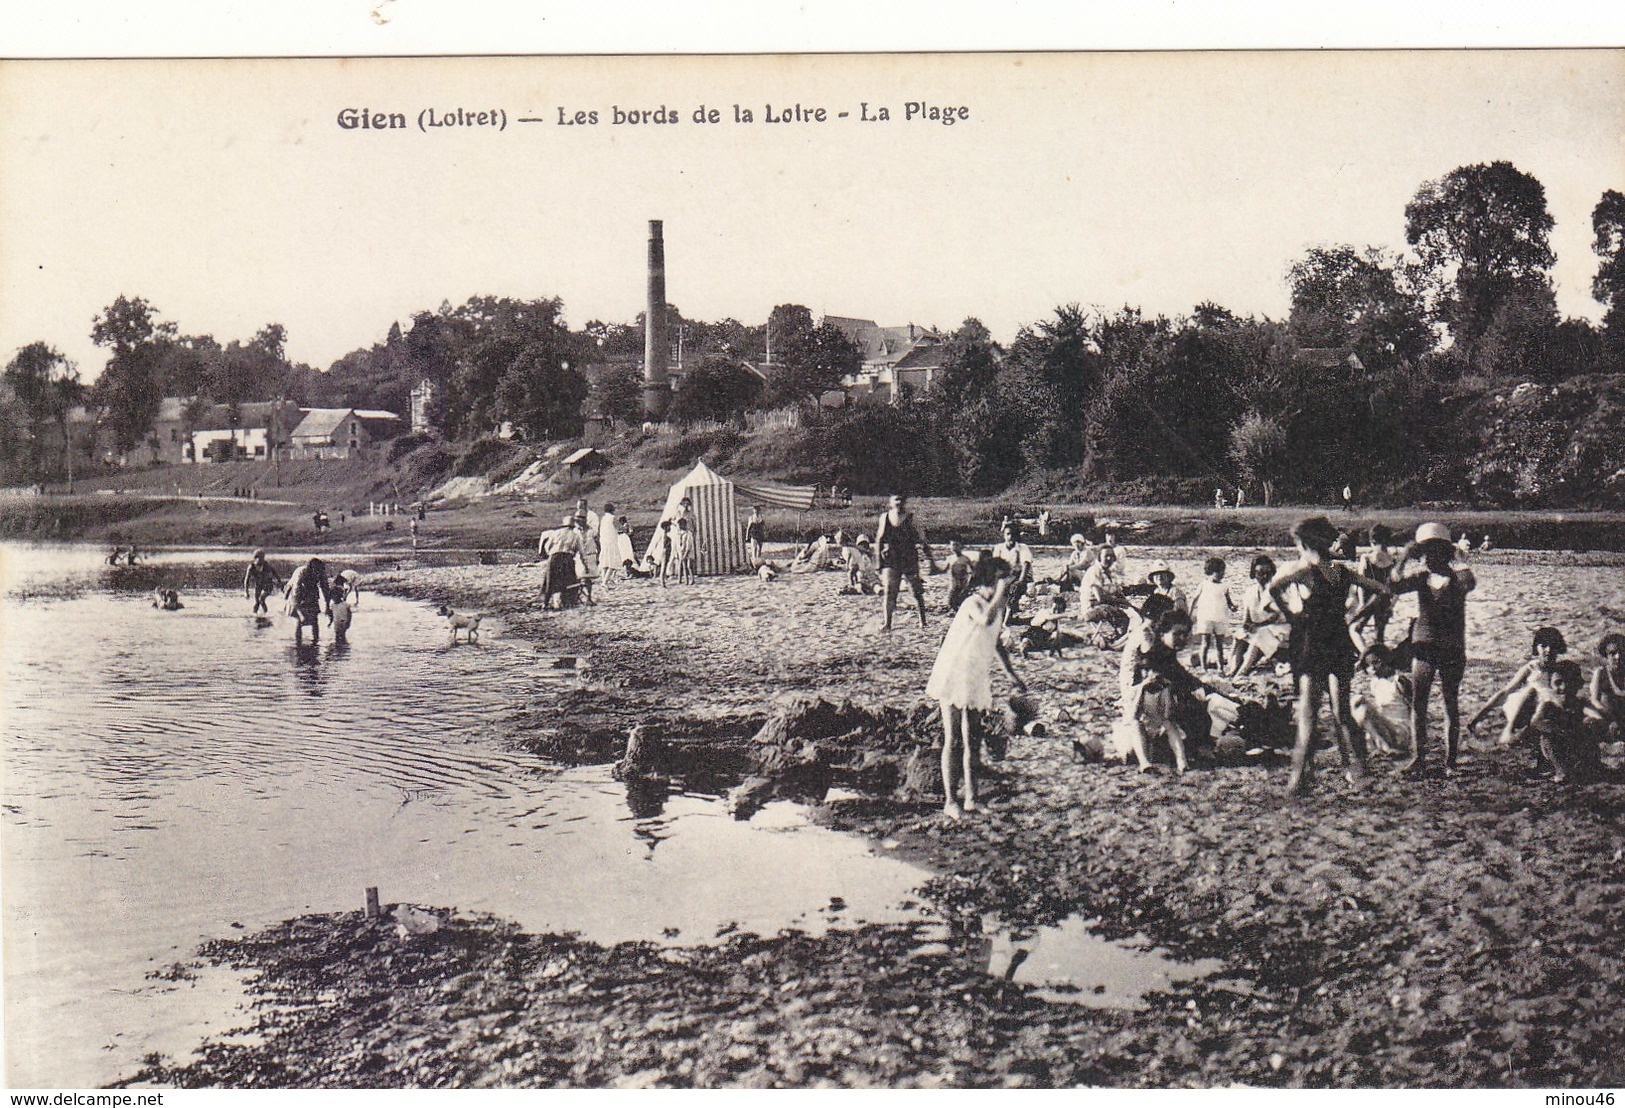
3,550,932,1087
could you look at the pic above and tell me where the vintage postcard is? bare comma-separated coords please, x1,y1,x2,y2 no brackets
3,51,1623,1093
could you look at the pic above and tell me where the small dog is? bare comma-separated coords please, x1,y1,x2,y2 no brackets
436,604,482,643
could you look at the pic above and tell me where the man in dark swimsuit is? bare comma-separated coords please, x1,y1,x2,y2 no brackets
875,493,938,631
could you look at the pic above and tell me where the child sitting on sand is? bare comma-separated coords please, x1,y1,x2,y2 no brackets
926,555,1025,820
1524,659,1593,782
1116,609,1212,775
1190,556,1235,671
1586,632,1625,742
1470,627,1567,746
1351,643,1412,758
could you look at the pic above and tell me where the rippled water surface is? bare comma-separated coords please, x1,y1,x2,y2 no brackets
1,544,927,1088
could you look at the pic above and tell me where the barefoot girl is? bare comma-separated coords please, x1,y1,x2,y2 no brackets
1388,522,1476,773
925,556,1025,819
1268,516,1391,795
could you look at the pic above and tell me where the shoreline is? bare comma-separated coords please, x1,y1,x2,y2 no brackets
101,554,1625,1089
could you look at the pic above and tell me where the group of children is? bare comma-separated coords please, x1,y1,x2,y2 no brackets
922,512,1621,814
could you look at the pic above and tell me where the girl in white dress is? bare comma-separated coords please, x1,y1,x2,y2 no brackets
925,556,1026,819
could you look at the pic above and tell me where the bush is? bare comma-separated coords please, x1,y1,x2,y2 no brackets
453,435,524,478
387,433,436,464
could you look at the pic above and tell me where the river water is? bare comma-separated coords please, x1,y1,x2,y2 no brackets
0,544,930,1088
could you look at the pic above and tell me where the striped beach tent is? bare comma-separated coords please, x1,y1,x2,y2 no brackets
729,477,817,512
659,462,746,576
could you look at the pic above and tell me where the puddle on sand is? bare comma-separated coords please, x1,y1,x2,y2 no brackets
979,914,1228,1009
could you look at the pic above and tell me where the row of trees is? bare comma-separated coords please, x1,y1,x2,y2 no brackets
6,161,1624,502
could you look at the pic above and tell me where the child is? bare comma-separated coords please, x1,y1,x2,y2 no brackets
328,570,359,643
1117,609,1212,775
945,540,974,613
1190,556,1235,671
745,506,765,567
1349,524,1399,647
1229,554,1288,677
846,534,880,595
1388,522,1477,772
655,520,675,587
671,517,700,585
243,549,284,615
1469,627,1567,746
1586,632,1625,742
924,557,1025,819
1351,643,1412,758
1268,516,1390,795
1525,660,1591,782
1145,562,1189,620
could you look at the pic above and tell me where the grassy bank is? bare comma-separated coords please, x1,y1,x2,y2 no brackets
7,486,1625,555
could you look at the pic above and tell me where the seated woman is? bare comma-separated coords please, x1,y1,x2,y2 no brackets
1115,609,1212,774
1077,556,1132,645
1228,554,1290,677
791,533,834,573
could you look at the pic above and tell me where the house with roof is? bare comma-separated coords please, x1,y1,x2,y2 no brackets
821,316,944,402
187,400,303,464
288,407,404,460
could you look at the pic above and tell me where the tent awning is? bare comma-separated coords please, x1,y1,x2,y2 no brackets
729,478,817,512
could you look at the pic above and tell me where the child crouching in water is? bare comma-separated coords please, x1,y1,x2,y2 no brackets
925,555,1025,819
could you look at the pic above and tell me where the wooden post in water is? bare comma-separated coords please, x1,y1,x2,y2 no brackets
365,886,381,918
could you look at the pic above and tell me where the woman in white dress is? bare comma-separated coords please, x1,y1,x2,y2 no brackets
924,556,1026,819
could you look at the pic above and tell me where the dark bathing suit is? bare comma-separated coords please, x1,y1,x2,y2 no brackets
1394,569,1469,679
1288,562,1358,682
876,512,922,577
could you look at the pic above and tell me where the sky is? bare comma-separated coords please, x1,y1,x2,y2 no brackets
1,50,1621,383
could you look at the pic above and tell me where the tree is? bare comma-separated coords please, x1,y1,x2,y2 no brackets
670,356,763,423
765,318,860,405
1592,189,1625,367
1286,244,1435,370
1404,162,1556,370
3,342,82,478
453,297,591,441
932,318,1000,409
1229,411,1291,506
1476,283,1561,379
90,295,174,455
586,364,643,423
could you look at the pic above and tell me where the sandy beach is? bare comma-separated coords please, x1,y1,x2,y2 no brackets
116,545,1625,1088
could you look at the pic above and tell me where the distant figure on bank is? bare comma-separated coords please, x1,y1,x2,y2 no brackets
244,549,284,614
1036,507,1052,539
1215,488,1225,511
106,546,125,566
1478,533,1493,553
125,545,140,565
1235,487,1245,509
285,557,333,643
876,493,939,632
1342,485,1353,512
745,505,765,567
